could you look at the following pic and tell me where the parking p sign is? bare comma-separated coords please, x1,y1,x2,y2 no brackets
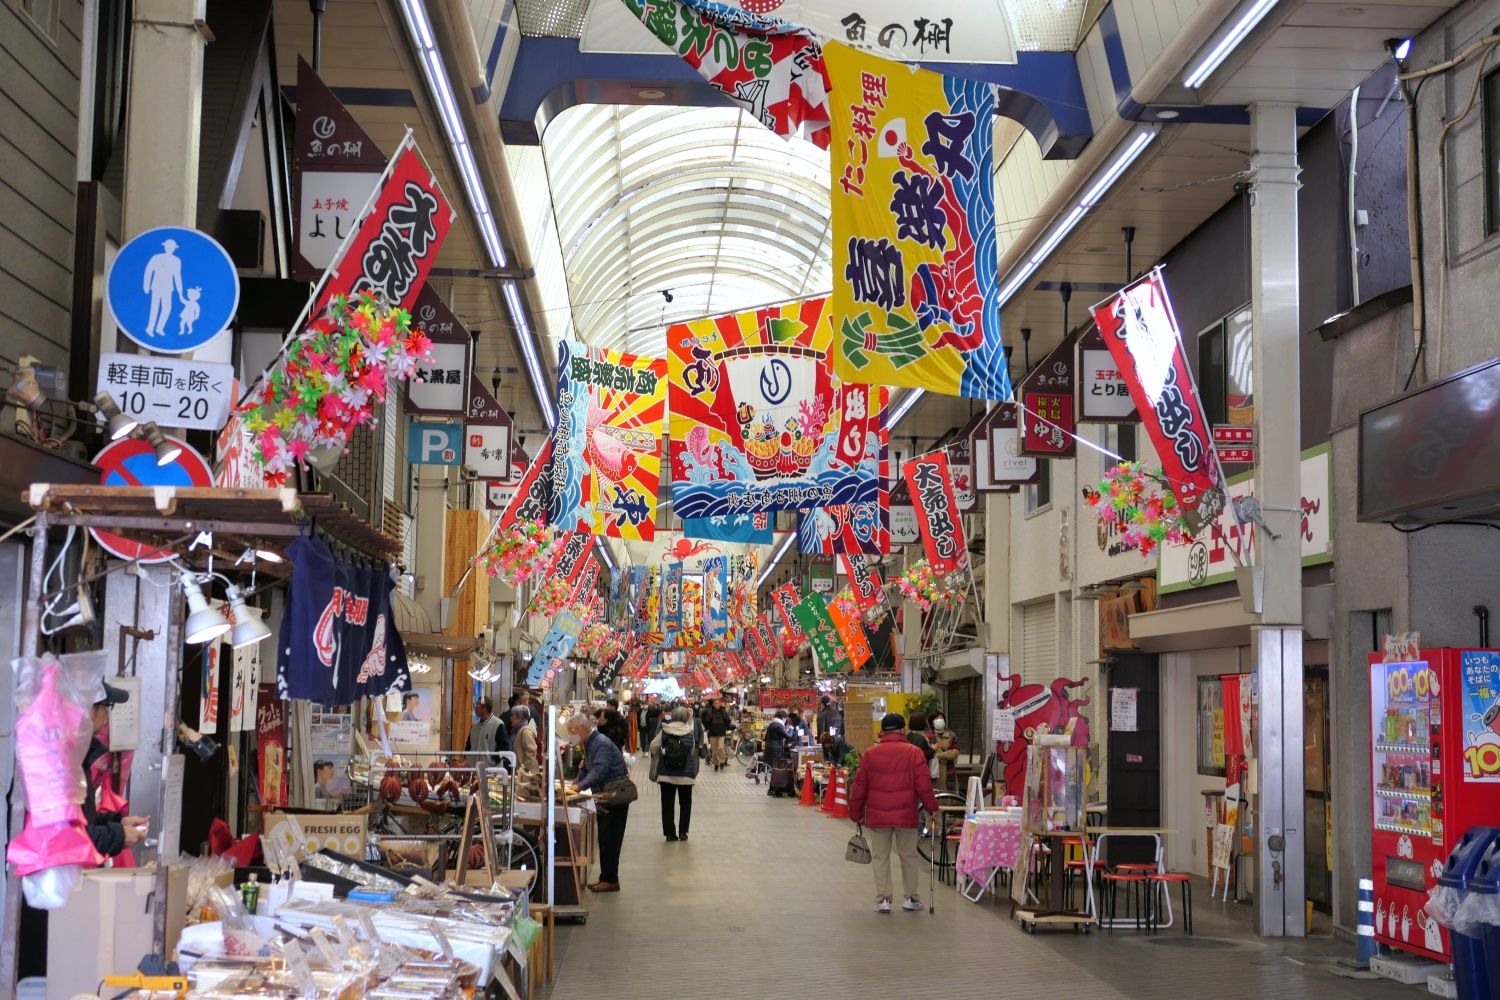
408,422,463,465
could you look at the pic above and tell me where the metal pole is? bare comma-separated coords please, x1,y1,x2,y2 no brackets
546,704,557,908
309,0,326,72
151,575,185,956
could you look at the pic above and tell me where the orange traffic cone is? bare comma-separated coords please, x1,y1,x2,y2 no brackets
827,768,850,820
798,763,817,806
819,767,838,814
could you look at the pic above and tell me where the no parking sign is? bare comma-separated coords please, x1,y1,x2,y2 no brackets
91,435,212,562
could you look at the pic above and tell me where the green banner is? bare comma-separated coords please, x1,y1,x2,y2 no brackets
791,594,851,674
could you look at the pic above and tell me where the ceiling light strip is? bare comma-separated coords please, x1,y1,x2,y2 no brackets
503,281,557,431
756,532,797,589
1183,0,1281,89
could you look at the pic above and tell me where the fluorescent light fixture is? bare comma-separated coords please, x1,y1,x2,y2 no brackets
1394,38,1411,61
889,388,925,428
504,280,557,430
995,128,1158,308
1183,0,1280,88
593,536,616,573
756,532,796,588
394,0,506,267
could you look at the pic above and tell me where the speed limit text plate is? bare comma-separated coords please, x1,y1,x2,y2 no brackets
96,352,235,431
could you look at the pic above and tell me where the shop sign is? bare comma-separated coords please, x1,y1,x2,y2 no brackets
1019,331,1078,457
1077,327,1137,422
464,379,513,480
106,226,240,354
291,57,386,280
1214,426,1255,445
974,403,1035,490
1218,447,1256,464
406,286,470,414
264,812,367,857
96,353,234,431
1158,444,1332,594
1460,651,1500,782
1092,271,1225,532
256,683,288,808
760,688,819,711
407,422,463,465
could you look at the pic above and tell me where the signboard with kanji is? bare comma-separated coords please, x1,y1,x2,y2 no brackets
406,286,469,414
96,353,234,431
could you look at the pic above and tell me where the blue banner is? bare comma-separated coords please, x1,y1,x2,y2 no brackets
527,612,583,688
682,513,774,545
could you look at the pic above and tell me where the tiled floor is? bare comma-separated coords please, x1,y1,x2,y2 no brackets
540,758,1421,999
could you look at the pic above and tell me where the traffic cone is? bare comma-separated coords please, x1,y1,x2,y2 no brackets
798,763,817,806
827,769,850,820
819,767,838,814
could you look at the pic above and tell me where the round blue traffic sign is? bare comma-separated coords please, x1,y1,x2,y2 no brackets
106,226,240,354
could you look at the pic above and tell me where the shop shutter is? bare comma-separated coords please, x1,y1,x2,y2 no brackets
1021,600,1056,686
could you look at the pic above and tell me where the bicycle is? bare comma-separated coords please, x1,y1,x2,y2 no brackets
917,792,967,880
733,730,760,765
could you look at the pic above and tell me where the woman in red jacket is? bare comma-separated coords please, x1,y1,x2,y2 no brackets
849,713,940,912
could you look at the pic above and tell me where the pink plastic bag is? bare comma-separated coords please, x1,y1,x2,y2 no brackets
95,774,136,869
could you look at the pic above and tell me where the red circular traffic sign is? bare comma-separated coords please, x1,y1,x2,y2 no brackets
91,434,212,562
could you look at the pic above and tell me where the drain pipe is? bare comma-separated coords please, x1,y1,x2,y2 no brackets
1347,84,1360,306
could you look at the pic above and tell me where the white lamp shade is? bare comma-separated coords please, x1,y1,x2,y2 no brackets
182,578,230,644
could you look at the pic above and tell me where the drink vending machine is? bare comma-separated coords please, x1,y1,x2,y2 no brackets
1368,649,1500,961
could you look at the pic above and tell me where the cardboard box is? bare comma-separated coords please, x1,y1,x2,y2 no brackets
47,868,155,1000
263,811,368,856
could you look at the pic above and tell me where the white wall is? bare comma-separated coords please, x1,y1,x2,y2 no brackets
1160,646,1245,876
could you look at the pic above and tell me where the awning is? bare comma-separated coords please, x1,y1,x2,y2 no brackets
1128,585,1334,654
391,591,476,656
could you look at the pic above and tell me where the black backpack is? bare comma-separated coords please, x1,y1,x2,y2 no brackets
661,730,694,769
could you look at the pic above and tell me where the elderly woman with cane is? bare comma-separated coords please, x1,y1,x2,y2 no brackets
849,712,940,913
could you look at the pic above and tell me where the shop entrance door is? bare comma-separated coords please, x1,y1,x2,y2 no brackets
1106,653,1160,866
1304,666,1332,912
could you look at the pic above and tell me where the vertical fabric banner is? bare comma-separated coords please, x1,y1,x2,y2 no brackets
497,437,555,531
756,615,780,663
827,599,872,671
1091,271,1226,531
791,594,852,673
528,611,584,688
905,451,968,575
661,562,683,645
594,648,628,691
774,583,806,641
826,42,1009,400
256,684,288,807
552,340,667,540
703,557,729,641
839,525,886,611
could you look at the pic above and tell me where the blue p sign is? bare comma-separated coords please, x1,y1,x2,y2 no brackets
408,422,463,465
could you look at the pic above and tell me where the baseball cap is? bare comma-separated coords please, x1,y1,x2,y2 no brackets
880,712,905,732
94,680,130,707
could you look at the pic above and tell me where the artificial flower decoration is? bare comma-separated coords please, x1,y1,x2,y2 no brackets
1082,461,1195,558
527,576,575,618
476,520,560,587
240,292,431,484
891,559,966,611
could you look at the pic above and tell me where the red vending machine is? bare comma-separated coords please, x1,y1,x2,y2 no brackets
1368,649,1500,960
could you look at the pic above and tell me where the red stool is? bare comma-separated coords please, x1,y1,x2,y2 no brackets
1147,872,1194,934
1101,872,1149,932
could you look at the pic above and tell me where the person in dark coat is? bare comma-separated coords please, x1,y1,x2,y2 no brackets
701,698,734,771
905,711,936,763
849,713,939,912
596,706,629,749
568,712,629,892
85,681,148,858
819,730,854,765
644,703,664,748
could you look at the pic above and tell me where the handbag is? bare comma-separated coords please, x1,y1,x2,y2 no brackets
845,825,872,865
593,774,639,808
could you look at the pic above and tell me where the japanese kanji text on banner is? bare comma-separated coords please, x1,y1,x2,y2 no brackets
905,450,968,575
826,42,1010,400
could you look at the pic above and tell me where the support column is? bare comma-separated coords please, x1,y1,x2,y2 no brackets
1248,101,1306,938
121,0,207,239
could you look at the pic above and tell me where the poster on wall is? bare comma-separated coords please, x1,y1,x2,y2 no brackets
1460,651,1500,782
666,296,884,518
826,42,1011,401
552,340,667,539
256,683,288,808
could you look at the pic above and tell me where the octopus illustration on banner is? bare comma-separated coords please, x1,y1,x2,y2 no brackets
826,42,1010,401
667,296,884,518
551,340,667,540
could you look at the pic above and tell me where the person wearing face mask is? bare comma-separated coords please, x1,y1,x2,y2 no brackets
930,713,961,792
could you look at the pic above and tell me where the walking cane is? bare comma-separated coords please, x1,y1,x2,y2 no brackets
929,819,937,915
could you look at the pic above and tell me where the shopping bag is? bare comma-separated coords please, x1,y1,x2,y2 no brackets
845,825,872,865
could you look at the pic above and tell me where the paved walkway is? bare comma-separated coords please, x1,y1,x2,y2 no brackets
540,757,1417,1000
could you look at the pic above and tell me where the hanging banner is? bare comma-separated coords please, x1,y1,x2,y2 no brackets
229,643,259,733
552,340,667,540
756,615,780,664
703,556,729,641
256,683,288,808
628,565,650,633
827,599,872,671
497,437,555,531
798,498,888,555
774,584,806,641
616,0,831,148
1091,271,1226,530
406,286,470,413
291,56,386,280
888,450,919,545
464,377,514,479
200,638,223,730
1077,326,1138,422
527,612,584,688
905,451,968,575
839,526,886,611
973,402,1035,491
594,648,629,690
662,561,683,645
944,428,979,511
826,42,1009,401
682,513,773,544
792,594,852,673
667,296,884,517
1019,330,1078,457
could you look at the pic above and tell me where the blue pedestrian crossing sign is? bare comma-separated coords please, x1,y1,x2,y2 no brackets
107,226,240,354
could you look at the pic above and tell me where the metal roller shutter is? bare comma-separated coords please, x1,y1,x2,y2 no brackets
1021,600,1056,686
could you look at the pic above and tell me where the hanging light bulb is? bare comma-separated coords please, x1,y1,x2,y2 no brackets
93,392,138,441
225,584,271,648
142,422,182,466
181,571,230,644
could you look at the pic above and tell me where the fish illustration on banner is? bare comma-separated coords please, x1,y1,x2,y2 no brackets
616,0,832,148
905,451,968,575
668,296,884,518
528,612,584,688
552,340,667,540
826,43,1009,401
1090,271,1226,532
682,512,773,544
791,593,852,673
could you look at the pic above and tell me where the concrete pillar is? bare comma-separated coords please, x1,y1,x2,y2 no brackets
1248,102,1306,937
413,465,450,624
121,0,207,240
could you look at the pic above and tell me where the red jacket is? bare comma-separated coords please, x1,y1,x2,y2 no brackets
849,731,939,828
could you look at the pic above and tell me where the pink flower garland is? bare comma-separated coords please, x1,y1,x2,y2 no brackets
1081,461,1194,558
476,520,560,587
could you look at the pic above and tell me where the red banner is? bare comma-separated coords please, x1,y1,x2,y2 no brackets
838,525,885,611
760,688,819,711
774,583,805,641
1091,272,1225,530
498,437,555,531
1019,331,1078,457
904,451,968,575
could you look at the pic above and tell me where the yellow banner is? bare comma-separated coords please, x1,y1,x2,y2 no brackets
826,43,1010,400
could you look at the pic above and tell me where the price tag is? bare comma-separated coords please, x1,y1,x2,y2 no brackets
96,352,235,431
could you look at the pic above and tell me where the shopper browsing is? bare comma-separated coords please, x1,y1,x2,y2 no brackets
509,704,541,795
905,712,936,765
467,697,509,760
568,712,630,893
85,681,148,858
701,698,733,771
849,713,939,913
650,706,700,841
931,714,961,792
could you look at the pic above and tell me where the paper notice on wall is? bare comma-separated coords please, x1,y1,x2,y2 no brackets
107,676,141,751
992,707,1016,743
1110,687,1138,732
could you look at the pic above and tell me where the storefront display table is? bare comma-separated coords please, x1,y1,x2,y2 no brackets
1010,830,1097,933
955,817,1023,901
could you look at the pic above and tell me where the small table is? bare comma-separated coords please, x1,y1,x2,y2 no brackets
1011,830,1096,933
954,818,1023,901
1085,826,1177,928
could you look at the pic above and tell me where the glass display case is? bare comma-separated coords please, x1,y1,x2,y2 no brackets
1023,743,1086,833
1369,662,1436,838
